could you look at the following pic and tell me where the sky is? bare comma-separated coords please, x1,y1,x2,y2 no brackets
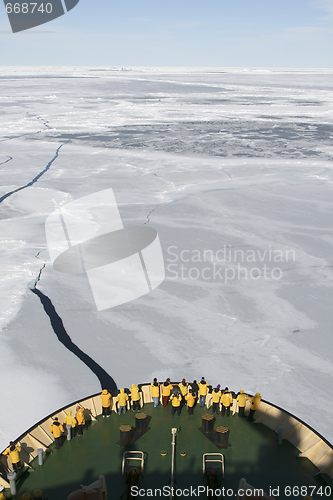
0,0,333,67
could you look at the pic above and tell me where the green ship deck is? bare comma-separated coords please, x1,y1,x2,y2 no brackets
12,402,333,499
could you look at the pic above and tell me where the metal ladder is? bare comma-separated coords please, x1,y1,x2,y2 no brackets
203,453,225,478
121,451,145,475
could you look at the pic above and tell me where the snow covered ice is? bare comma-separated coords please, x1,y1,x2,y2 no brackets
0,67,332,449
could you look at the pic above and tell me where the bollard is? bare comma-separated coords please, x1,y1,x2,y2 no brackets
7,471,17,496
119,425,132,446
22,494,32,500
66,424,72,441
37,448,44,466
202,414,214,434
135,413,148,433
216,426,230,447
278,428,284,445
33,489,43,499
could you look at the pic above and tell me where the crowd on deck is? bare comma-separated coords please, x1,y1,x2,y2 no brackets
100,377,261,421
0,378,261,474
148,377,261,420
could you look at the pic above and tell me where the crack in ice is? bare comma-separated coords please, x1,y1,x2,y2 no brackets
31,287,118,394
0,141,69,205
0,130,42,143
0,156,13,166
143,203,164,225
36,116,52,130
35,249,47,259
33,263,46,288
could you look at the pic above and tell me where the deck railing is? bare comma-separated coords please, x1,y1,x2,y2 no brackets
1,384,332,489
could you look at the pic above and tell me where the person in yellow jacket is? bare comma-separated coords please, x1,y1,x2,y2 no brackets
198,377,210,407
211,384,221,414
0,485,6,500
117,388,129,415
162,378,173,407
130,383,141,412
64,410,76,428
50,417,64,449
179,379,188,398
185,388,196,415
100,389,112,418
64,410,77,439
76,406,85,436
151,378,160,407
3,441,21,471
237,390,249,418
248,392,261,421
170,392,182,418
221,387,233,417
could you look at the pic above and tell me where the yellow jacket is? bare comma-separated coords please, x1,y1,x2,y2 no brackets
198,381,209,396
250,393,261,410
3,444,21,464
237,391,249,407
151,382,160,398
170,394,182,407
221,392,233,407
185,392,196,407
130,384,140,402
50,421,64,439
101,389,112,408
76,408,85,425
162,383,173,397
179,382,188,396
64,411,77,428
212,390,221,403
0,491,6,500
117,388,129,407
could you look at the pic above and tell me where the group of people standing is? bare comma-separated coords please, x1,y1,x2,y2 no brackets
49,405,86,449
1,405,87,477
99,378,261,420
0,405,86,477
101,384,141,416
1,380,261,473
151,377,261,419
